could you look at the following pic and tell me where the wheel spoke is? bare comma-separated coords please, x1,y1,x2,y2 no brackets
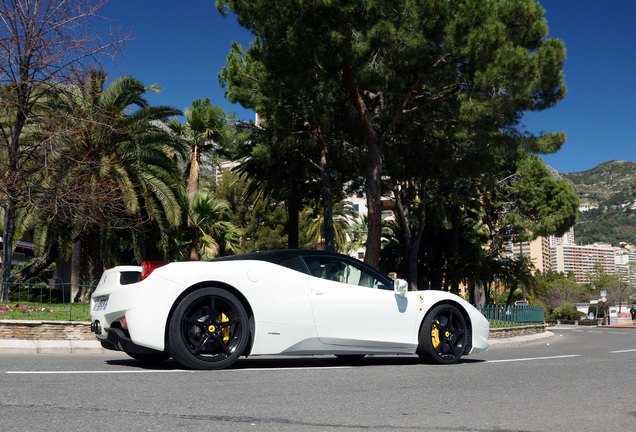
182,316,206,329
433,320,446,334
209,333,231,355
192,333,210,355
218,318,241,329
451,330,466,357
209,296,217,321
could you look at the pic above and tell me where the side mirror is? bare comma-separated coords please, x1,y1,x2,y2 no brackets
393,279,408,297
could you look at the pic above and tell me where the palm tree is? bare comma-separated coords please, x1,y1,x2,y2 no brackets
51,71,185,299
185,190,242,260
167,98,227,201
304,201,358,253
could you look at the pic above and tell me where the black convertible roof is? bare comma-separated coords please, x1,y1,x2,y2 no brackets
211,249,346,264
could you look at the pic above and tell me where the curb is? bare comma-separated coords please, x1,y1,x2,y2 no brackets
488,329,555,348
0,338,109,355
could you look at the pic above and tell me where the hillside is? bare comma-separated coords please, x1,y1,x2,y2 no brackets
558,160,636,246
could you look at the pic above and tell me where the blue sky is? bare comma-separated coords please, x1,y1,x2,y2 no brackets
100,0,635,174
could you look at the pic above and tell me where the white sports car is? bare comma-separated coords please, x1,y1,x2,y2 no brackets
90,250,489,369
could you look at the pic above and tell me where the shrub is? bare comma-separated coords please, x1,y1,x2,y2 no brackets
551,302,585,321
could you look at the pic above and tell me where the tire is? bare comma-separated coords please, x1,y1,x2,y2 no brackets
126,352,171,364
417,303,467,364
167,287,249,370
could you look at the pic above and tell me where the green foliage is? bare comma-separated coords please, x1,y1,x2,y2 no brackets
533,270,589,311
214,170,292,252
550,302,584,321
506,154,579,240
218,0,571,290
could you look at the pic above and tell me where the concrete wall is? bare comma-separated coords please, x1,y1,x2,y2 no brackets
488,324,546,339
0,320,93,340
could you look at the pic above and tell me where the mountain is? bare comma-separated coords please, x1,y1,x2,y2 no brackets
557,160,636,246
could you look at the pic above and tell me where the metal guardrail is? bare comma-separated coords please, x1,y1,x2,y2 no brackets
477,304,545,326
0,280,95,321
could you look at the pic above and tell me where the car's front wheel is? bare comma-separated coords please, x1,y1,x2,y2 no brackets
167,288,249,370
417,303,467,364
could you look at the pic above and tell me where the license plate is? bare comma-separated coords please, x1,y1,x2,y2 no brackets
93,298,108,311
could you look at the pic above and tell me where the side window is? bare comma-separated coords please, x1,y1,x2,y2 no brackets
303,256,391,290
277,256,309,274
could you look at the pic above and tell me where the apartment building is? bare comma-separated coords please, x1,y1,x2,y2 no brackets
507,227,619,284
550,243,615,284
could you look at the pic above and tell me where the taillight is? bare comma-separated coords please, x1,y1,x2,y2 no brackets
141,261,168,280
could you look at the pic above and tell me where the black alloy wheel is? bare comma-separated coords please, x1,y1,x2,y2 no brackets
417,303,467,364
168,287,249,370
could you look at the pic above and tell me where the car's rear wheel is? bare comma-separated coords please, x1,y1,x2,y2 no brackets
168,287,249,370
417,303,467,364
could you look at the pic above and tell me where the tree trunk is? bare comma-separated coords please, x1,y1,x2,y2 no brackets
71,233,82,303
13,236,59,283
189,226,199,260
317,128,335,252
287,181,300,249
393,182,427,291
1,197,17,302
74,229,101,302
364,138,383,268
188,144,200,201
341,65,383,269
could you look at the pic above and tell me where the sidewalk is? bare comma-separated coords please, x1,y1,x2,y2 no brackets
0,338,109,354
488,329,555,348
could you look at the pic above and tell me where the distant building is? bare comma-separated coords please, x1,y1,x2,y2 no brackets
507,227,621,284
0,238,35,267
550,243,615,284
578,203,599,212
215,160,239,184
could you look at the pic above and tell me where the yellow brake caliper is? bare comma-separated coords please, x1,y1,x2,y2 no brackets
221,313,230,343
431,320,441,348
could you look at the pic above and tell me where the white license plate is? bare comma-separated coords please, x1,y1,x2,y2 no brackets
93,298,108,311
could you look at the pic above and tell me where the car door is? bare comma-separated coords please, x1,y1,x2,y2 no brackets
304,255,417,349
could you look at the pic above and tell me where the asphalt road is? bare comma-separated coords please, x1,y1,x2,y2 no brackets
1,327,635,432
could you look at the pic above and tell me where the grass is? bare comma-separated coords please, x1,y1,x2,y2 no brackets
0,301,91,321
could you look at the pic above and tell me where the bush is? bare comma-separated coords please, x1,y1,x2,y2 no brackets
8,285,68,303
551,302,585,321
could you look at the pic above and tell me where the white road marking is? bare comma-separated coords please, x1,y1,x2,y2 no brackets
609,348,636,353
486,354,581,363
6,370,191,375
5,366,353,375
